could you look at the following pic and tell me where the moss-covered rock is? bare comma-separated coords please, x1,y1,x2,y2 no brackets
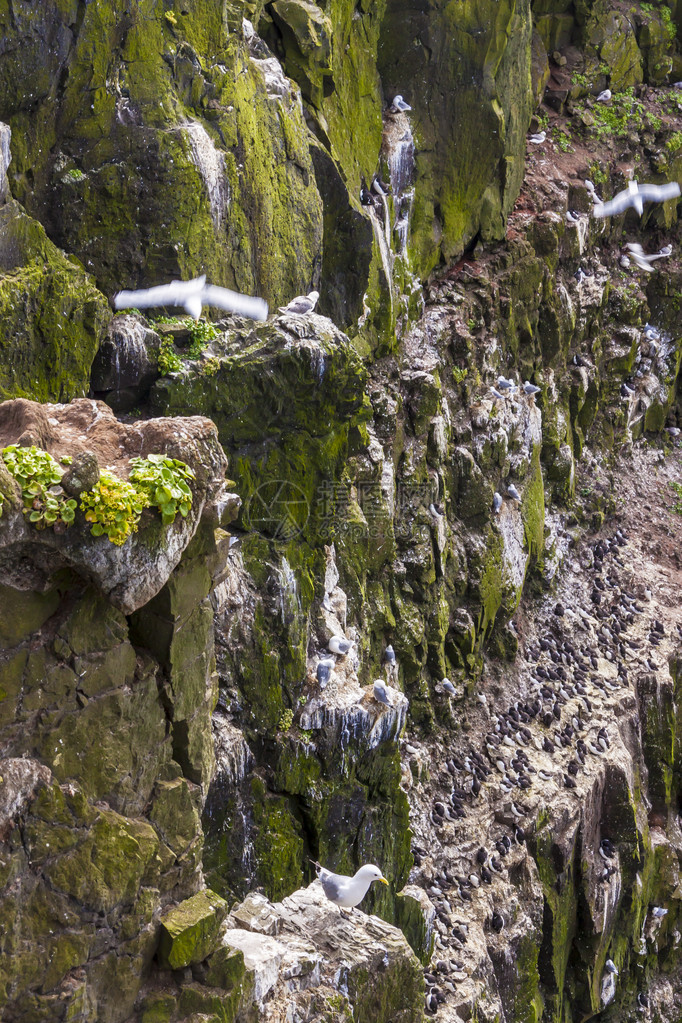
0,201,110,402
157,889,228,970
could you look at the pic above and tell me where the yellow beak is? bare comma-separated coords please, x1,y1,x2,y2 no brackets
380,877,389,885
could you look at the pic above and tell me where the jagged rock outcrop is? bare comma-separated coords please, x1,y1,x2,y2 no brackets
0,401,236,1020
137,885,424,1022
2,0,682,1021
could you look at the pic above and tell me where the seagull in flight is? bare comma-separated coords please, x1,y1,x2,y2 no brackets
625,242,673,272
114,275,268,321
592,180,680,218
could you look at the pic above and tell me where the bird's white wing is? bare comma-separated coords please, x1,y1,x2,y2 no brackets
626,243,645,255
637,182,681,202
113,276,206,311
592,190,632,218
201,284,269,322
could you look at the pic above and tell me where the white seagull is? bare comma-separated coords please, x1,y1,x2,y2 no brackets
278,290,320,315
592,180,680,218
113,275,268,321
313,862,389,909
625,243,673,272
389,95,411,113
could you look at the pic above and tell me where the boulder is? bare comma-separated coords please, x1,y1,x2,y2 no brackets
158,890,229,970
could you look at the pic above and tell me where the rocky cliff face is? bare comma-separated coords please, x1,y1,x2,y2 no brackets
1,1,682,1021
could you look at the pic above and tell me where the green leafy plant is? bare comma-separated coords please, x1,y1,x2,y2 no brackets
670,481,682,514
128,453,195,525
666,131,682,153
187,319,218,359
157,336,182,375
2,445,77,530
278,708,294,731
80,470,148,545
200,356,221,377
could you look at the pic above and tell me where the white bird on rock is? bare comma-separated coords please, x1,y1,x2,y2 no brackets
528,131,546,144
113,275,268,321
328,635,353,656
506,484,522,502
373,680,394,706
313,861,389,908
592,180,681,218
389,94,412,113
278,290,320,315
596,89,612,102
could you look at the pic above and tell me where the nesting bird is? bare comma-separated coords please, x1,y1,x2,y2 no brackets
316,658,335,687
278,290,320,315
389,94,412,113
328,635,353,655
372,679,394,706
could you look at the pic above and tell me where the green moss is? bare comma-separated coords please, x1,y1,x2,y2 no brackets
157,889,228,970
0,202,110,402
250,776,304,900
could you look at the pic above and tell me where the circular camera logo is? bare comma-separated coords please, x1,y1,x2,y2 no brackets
246,480,311,539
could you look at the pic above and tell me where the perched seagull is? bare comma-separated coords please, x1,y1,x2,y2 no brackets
113,275,268,321
497,376,515,391
493,492,503,514
442,679,457,696
328,635,353,655
278,290,320,315
566,210,581,223
596,89,612,102
389,94,411,113
316,658,335,687
626,242,672,272
373,680,394,706
523,381,541,396
506,484,522,502
619,254,631,269
384,644,397,665
528,131,546,144
312,861,389,909
605,959,619,976
592,180,681,218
